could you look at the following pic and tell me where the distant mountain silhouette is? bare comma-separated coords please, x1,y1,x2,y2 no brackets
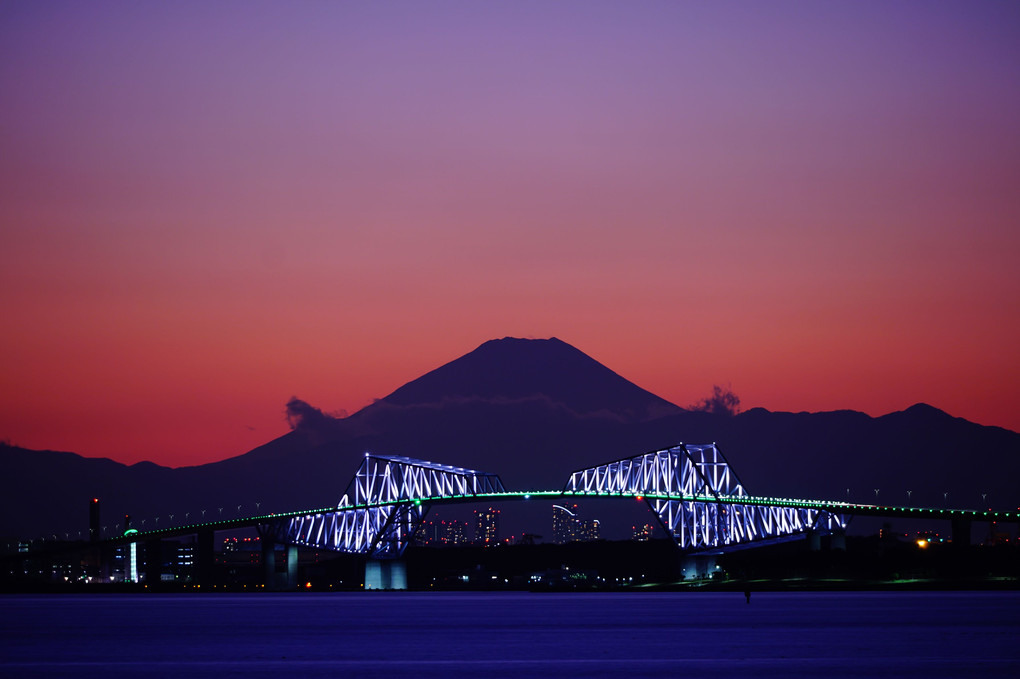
380,337,682,422
2,338,1018,541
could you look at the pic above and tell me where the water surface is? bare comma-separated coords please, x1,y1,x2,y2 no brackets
2,591,1018,678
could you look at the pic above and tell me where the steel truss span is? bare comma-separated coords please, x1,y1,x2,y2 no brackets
267,454,506,558
566,444,847,550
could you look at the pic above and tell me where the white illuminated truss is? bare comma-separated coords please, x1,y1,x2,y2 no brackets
566,444,847,551
269,454,505,558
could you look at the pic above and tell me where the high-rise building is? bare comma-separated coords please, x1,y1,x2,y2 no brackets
474,507,500,545
439,520,468,545
552,504,600,544
552,504,577,544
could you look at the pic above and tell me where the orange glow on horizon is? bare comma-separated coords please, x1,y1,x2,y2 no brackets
1,4,1017,466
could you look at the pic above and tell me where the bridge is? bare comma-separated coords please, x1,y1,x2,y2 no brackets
10,443,1019,589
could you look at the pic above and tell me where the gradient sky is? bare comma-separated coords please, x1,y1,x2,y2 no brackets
2,1,1018,467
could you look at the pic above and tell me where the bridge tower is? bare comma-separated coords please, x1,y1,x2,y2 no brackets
262,453,505,589
566,443,848,551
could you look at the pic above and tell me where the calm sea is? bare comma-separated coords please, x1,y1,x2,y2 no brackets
2,591,1018,678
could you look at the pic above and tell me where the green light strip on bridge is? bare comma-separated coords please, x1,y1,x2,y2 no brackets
102,490,1017,544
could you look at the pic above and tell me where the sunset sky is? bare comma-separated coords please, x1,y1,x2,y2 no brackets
2,1,1018,467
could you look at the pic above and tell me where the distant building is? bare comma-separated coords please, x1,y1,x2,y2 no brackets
915,530,946,544
632,524,655,541
221,536,262,570
474,507,500,546
111,542,138,583
552,504,600,544
552,504,577,543
415,516,470,547
177,544,195,575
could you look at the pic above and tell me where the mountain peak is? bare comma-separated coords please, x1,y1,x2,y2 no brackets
379,337,681,422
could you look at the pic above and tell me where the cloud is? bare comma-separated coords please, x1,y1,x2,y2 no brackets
689,385,741,416
285,397,347,431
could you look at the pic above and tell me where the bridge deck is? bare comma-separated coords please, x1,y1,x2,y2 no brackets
70,491,1020,548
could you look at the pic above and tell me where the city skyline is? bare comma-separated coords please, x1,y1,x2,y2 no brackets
2,2,1018,467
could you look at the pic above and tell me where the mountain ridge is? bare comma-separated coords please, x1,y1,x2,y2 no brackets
2,337,1017,539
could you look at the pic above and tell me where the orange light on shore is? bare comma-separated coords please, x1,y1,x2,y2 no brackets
916,539,929,549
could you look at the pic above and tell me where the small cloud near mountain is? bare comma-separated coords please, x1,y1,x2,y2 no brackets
689,385,741,416
285,397,347,431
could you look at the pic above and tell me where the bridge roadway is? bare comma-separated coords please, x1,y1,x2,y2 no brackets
94,490,1020,547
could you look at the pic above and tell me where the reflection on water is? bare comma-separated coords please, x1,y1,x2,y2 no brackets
2,591,1018,678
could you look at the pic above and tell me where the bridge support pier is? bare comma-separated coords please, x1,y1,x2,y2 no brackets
679,555,717,581
194,528,215,584
285,544,298,588
365,559,407,590
830,526,846,551
951,518,972,548
261,538,299,589
144,539,162,584
261,538,275,587
807,529,822,551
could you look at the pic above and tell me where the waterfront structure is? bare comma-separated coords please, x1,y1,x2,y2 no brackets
10,443,1018,590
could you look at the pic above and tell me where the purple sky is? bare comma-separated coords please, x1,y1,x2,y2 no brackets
1,1,1018,465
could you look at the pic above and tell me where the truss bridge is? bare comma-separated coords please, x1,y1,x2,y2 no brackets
22,442,1017,590
261,443,856,561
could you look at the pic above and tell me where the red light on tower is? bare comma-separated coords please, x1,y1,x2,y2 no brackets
89,497,100,542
